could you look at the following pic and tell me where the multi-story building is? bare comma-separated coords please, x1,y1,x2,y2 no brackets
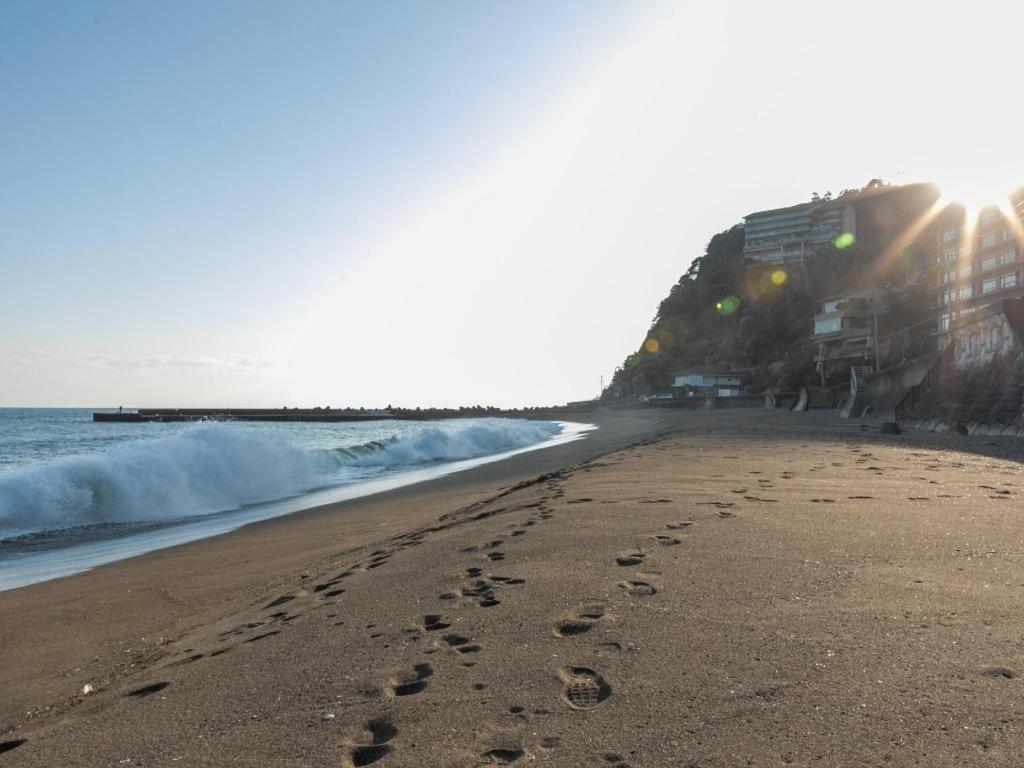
932,198,1024,340
743,200,856,264
812,292,879,378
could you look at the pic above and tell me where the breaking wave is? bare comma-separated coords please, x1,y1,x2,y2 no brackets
0,419,563,540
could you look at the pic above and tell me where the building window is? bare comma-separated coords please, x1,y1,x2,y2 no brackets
981,209,999,225
1001,248,1017,265
982,256,997,271
942,289,953,304
1004,228,1014,241
942,269,955,284
814,317,842,335
983,277,997,293
938,247,956,264
982,232,998,249
940,312,951,331
1001,272,1018,289
942,227,957,242
822,300,840,314
959,263,973,278
960,284,974,299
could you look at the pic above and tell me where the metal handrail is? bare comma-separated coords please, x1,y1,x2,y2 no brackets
893,347,953,423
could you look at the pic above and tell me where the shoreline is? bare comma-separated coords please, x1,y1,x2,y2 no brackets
0,419,597,591
3,409,1024,766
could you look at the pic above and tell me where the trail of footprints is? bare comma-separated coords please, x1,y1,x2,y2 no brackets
21,441,1021,765
345,487,567,764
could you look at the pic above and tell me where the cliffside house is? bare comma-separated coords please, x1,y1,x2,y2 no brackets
673,369,744,398
813,292,880,378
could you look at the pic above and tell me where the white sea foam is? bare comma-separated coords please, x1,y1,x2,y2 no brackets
0,419,563,540
329,419,562,466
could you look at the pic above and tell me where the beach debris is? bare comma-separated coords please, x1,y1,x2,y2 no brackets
321,712,335,721
81,683,94,695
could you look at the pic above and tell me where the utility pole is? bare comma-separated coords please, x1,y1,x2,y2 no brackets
873,309,880,372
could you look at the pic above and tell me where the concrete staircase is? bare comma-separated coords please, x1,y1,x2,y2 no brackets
840,366,873,419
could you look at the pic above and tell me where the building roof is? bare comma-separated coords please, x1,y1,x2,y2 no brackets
746,182,938,222
673,368,746,377
743,200,816,221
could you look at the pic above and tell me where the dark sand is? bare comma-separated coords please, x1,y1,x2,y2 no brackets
2,409,1023,766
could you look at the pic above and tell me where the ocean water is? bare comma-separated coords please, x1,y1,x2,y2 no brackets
0,409,595,590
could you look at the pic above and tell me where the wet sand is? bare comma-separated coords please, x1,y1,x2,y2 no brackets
2,409,1024,766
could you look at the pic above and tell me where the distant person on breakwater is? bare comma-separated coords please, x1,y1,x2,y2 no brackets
118,405,122,413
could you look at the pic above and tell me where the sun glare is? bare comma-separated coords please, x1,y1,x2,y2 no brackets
937,170,1020,222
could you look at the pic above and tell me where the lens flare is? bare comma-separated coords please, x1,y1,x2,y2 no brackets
834,232,855,249
716,295,740,315
770,269,787,286
644,338,660,353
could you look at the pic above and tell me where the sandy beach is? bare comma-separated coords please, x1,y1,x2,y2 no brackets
2,409,1024,766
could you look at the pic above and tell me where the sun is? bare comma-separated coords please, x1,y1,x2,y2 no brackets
936,169,1021,222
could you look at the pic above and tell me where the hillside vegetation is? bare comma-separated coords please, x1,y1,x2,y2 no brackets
605,185,935,398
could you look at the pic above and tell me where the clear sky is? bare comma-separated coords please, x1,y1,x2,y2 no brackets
2,0,1022,407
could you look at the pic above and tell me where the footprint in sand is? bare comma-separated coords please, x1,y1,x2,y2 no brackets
480,746,526,764
441,633,482,654
345,717,398,767
264,591,306,609
650,535,681,546
419,614,451,632
602,753,631,768
553,618,592,637
0,740,26,756
127,681,170,698
615,550,646,567
981,666,1015,679
619,580,657,597
553,600,607,638
244,630,281,643
447,572,526,608
387,663,433,697
666,522,694,530
170,653,205,666
700,501,734,509
558,666,612,709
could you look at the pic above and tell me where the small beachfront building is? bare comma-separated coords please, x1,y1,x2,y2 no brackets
673,369,744,398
